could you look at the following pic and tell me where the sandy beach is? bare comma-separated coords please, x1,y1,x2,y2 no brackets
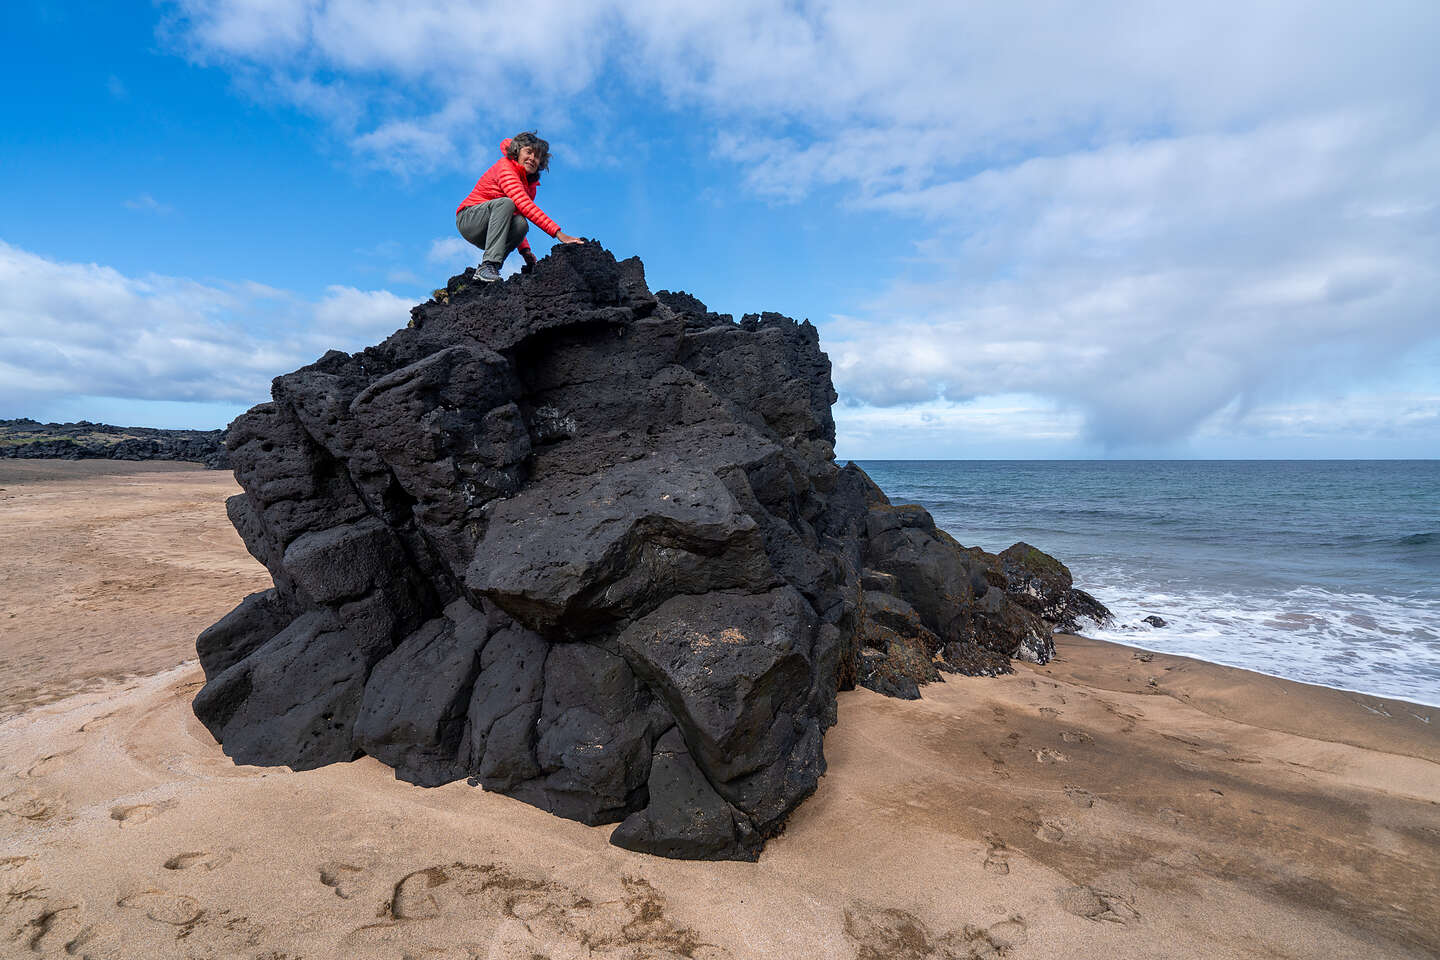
1,461,1436,959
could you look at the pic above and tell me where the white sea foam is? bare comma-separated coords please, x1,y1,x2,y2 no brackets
860,460,1440,709
1076,573,1440,707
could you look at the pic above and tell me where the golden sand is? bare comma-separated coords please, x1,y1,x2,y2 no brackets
2,461,1435,958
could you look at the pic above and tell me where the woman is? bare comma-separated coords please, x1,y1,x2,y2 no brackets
455,132,585,282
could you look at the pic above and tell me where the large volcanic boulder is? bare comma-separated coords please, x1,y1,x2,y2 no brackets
193,244,1106,860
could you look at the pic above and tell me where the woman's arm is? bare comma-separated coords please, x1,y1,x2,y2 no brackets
495,166,560,237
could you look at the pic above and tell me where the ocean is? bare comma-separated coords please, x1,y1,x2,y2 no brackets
855,460,1440,708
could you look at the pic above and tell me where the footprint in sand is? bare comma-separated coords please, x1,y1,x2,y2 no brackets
842,901,1025,959
1063,785,1095,809
110,802,167,827
117,889,204,925
1033,747,1069,763
60,924,99,955
164,851,232,872
345,863,728,959
1157,807,1185,826
980,748,1011,781
318,862,367,900
2,790,57,823
987,916,1029,950
1034,820,1066,843
1060,730,1093,745
1097,700,1143,733
982,838,1011,876
25,904,88,954
78,711,117,733
0,876,88,956
1038,706,1061,719
1058,885,1140,924
23,753,71,779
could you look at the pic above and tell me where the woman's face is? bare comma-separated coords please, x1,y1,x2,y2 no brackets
517,146,543,175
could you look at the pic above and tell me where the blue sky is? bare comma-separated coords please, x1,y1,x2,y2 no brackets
2,1,1437,459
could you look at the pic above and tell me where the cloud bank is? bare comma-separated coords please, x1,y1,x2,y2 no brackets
0,240,409,415
141,3,1440,449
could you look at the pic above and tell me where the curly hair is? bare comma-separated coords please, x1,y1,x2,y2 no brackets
506,131,550,178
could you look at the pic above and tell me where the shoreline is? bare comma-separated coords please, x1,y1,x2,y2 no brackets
3,460,1437,957
858,459,1440,713
1038,633,1439,769
5,458,1430,713
1060,629,1440,714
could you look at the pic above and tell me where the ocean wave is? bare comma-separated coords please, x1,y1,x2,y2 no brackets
862,460,1440,705
1076,580,1440,707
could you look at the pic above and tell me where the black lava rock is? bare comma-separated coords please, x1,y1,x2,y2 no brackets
193,244,1105,860
999,541,1114,635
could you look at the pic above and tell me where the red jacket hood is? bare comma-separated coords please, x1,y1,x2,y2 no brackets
498,137,538,182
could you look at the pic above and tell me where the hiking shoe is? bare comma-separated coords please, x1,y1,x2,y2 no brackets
475,262,501,283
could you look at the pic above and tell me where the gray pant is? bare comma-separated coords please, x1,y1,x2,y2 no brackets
456,197,530,265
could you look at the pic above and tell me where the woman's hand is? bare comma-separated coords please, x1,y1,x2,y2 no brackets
555,231,585,244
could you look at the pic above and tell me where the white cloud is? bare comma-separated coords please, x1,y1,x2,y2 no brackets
312,284,411,336
821,109,1440,446
834,388,1440,460
0,240,409,410
156,0,1440,451
123,193,174,214
1196,391,1440,443
427,235,472,265
835,395,1086,459
160,2,1439,172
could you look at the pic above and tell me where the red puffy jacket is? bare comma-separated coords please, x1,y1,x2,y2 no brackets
456,138,560,253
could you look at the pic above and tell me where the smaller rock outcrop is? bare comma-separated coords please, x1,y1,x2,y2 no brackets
998,541,1113,634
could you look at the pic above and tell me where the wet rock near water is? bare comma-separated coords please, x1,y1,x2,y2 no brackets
193,244,1108,860
998,541,1113,634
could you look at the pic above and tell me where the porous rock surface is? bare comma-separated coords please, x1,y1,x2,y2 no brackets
193,244,1108,860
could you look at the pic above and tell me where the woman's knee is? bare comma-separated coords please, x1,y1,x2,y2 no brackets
512,215,530,238
493,196,517,216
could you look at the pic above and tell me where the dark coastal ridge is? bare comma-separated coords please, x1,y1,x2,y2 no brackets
0,417,229,468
